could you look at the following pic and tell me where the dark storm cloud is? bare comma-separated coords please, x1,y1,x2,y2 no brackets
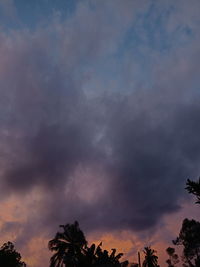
9,89,200,238
101,96,200,230
0,0,200,250
5,123,96,191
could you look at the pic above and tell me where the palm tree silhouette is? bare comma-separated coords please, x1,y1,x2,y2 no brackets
142,247,159,267
48,221,87,267
49,221,126,267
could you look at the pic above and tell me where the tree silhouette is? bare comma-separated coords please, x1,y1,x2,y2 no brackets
166,247,179,267
0,241,26,267
142,247,159,267
49,221,127,267
186,178,200,204
48,221,87,267
173,218,200,267
82,242,124,266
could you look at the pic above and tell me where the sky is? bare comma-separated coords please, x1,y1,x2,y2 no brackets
0,0,200,266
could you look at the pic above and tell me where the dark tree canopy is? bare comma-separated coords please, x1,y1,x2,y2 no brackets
0,241,26,267
186,178,200,204
166,247,179,267
173,218,200,267
82,242,124,267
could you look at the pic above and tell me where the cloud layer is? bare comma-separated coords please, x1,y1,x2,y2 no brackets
0,1,200,265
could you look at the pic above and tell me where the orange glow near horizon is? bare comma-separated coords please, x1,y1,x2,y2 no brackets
0,193,200,267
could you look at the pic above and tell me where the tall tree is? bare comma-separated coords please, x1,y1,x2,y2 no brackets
0,241,26,267
48,221,87,267
142,247,159,267
173,218,200,267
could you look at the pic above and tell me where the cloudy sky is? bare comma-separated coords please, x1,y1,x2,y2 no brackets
0,0,200,266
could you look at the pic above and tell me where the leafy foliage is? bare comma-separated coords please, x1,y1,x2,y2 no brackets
49,221,125,267
48,221,87,267
142,247,159,267
166,247,179,267
186,178,200,203
173,218,200,267
0,241,26,267
82,242,124,266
